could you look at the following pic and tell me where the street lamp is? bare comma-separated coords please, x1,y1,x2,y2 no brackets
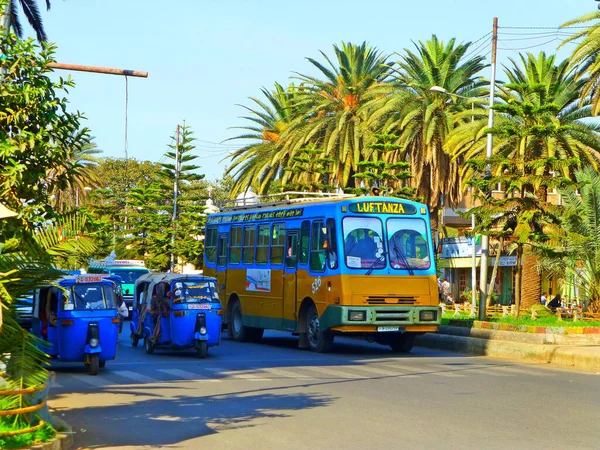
430,86,477,315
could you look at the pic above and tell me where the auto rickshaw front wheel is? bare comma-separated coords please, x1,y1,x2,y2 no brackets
196,340,208,359
88,354,100,376
131,333,140,347
144,336,154,354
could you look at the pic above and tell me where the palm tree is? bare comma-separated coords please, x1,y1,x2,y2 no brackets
449,52,600,189
226,82,303,195
539,166,600,313
451,52,600,310
560,11,600,115
367,35,488,229
282,41,393,188
1,0,51,42
48,141,102,213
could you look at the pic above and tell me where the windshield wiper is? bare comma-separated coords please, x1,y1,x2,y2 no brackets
392,237,414,276
366,251,386,276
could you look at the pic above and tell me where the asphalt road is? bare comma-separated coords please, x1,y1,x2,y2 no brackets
48,329,600,450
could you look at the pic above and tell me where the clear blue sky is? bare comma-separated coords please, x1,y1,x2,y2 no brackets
23,0,594,180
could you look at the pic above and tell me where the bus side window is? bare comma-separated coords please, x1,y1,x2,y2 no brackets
310,220,326,273
326,218,338,269
242,225,256,264
271,223,285,265
230,226,242,264
205,227,218,264
256,224,270,264
299,221,310,265
217,234,228,267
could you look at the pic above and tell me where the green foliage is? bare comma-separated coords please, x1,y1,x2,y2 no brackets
537,167,600,312
0,423,56,449
348,133,416,199
282,145,336,192
0,33,92,236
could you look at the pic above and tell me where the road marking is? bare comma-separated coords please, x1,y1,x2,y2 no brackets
70,375,113,388
466,368,513,377
157,369,221,383
377,363,429,376
302,366,365,379
352,365,408,377
493,366,554,377
205,367,270,381
112,370,161,384
260,367,310,379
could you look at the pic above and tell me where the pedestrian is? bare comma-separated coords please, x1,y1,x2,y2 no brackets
445,293,454,305
547,293,562,309
540,292,547,306
441,278,451,302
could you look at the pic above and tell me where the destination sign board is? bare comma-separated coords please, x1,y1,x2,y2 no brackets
207,207,304,224
348,201,416,215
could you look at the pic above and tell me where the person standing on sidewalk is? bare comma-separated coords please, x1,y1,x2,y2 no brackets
441,278,451,304
540,292,547,306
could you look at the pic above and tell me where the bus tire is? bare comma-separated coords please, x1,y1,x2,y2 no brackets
247,327,264,343
229,300,250,342
390,333,415,353
306,304,334,353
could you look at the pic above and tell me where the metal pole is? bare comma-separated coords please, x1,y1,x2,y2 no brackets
478,17,498,320
48,63,148,78
471,213,477,315
170,125,180,272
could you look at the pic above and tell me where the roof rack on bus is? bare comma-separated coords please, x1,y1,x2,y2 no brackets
217,191,355,212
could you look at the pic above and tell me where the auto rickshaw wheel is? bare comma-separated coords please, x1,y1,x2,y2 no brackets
131,333,140,348
144,336,154,354
88,354,100,376
196,340,208,359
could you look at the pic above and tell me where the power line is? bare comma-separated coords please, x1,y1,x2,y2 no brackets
499,25,588,30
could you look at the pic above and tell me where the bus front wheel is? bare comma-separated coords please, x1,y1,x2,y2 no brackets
306,304,334,353
390,333,416,353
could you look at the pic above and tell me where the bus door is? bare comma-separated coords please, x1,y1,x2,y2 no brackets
283,231,299,331
216,233,229,302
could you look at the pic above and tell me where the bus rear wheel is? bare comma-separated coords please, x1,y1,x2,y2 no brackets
306,304,334,353
390,333,416,353
228,301,263,343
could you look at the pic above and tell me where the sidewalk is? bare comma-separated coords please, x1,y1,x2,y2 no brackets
415,330,600,372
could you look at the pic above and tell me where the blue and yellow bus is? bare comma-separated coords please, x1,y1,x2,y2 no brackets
203,195,441,353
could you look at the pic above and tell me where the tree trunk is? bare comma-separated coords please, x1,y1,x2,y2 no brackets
486,236,504,307
520,251,541,309
514,245,524,317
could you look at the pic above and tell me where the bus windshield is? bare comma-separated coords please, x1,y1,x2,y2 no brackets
343,217,386,269
68,284,116,311
109,269,149,284
171,280,220,303
387,218,431,270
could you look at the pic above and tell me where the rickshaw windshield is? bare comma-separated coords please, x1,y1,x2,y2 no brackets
171,280,220,303
66,284,116,311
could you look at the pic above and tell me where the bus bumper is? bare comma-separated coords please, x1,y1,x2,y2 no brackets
319,305,442,331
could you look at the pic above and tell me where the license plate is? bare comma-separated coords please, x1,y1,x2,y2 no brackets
377,326,400,332
188,304,211,310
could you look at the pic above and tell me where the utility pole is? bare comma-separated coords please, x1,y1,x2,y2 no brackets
478,17,498,320
171,124,181,273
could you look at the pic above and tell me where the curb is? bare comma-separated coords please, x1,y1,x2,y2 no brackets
415,333,600,371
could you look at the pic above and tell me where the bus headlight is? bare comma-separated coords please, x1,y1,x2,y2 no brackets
419,310,437,321
348,310,366,321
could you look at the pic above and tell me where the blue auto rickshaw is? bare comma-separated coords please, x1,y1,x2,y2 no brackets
130,273,222,358
31,275,120,375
